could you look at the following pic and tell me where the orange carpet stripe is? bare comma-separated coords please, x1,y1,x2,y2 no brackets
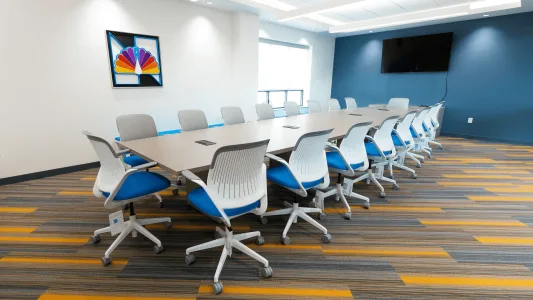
197,285,352,297
476,237,533,245
0,236,88,244
0,227,36,233
401,275,533,288
0,207,37,213
38,294,192,300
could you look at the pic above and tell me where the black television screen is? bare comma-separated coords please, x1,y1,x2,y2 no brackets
381,32,454,73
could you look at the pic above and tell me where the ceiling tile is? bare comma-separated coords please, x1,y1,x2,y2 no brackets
434,0,471,6
320,11,358,22
363,0,408,17
392,0,439,12
328,3,381,21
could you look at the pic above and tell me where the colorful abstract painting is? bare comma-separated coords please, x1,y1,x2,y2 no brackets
106,31,163,87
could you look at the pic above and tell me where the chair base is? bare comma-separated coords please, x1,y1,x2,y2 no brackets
92,214,171,265
261,202,330,242
185,226,271,292
391,152,417,177
345,167,398,199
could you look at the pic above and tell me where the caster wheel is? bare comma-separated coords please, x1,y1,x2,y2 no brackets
393,184,400,190
322,233,332,243
153,245,164,254
101,256,111,266
213,282,223,295
255,236,265,246
416,163,421,168
261,266,273,278
172,189,179,196
379,191,386,198
123,203,130,210
157,201,165,208
428,154,433,159
214,231,223,239
364,202,370,209
411,173,418,179
89,234,100,244
439,146,443,150
343,212,352,220
421,159,425,163
164,222,172,229
185,254,196,265
281,236,291,245
260,217,268,225
318,213,326,220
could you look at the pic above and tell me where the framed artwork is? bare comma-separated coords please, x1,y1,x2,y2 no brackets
106,30,163,88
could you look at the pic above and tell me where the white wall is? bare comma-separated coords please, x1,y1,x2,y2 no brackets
0,0,258,179
259,22,336,110
0,0,334,179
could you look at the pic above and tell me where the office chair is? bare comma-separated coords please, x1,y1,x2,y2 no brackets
256,103,275,120
313,122,373,217
83,131,172,266
387,98,409,112
182,140,273,295
221,106,245,125
328,98,341,111
260,129,333,245
390,111,419,178
410,108,432,158
284,101,300,117
343,116,400,198
423,102,444,150
344,97,358,109
307,100,322,113
116,114,166,207
178,109,208,131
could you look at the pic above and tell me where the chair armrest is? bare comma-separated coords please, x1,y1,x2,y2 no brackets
130,161,158,171
264,153,307,197
116,149,131,156
181,169,232,227
365,135,386,158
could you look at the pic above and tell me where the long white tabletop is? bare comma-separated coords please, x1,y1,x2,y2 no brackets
119,107,415,174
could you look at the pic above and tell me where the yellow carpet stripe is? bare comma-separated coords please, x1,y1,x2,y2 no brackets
476,237,533,245
468,196,533,202
420,220,526,227
38,294,192,300
0,207,37,213
0,257,128,265
0,227,36,233
80,177,97,181
401,275,533,288
323,248,450,257
438,182,515,187
249,244,322,250
197,285,352,297
0,236,88,244
443,174,515,179
58,191,94,196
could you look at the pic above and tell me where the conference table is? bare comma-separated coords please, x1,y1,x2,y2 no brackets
119,107,417,175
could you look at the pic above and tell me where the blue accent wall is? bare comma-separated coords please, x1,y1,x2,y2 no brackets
331,12,533,144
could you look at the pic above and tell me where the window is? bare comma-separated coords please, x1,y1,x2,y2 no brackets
258,38,311,108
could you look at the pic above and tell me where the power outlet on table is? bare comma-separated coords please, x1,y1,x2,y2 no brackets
467,118,473,124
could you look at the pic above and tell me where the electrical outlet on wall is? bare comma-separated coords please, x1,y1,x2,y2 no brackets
468,118,473,124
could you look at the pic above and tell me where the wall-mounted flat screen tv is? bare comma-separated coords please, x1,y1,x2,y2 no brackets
381,32,454,73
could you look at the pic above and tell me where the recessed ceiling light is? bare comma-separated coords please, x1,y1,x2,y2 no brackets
369,30,373,33
190,0,197,2
483,14,490,17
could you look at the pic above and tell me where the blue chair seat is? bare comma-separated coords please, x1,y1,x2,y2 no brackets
365,142,392,157
267,165,323,190
326,152,363,171
422,123,429,132
188,188,260,218
123,155,149,167
102,172,170,201
392,135,411,147
410,127,422,138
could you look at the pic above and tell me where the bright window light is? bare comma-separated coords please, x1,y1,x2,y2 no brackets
470,0,521,10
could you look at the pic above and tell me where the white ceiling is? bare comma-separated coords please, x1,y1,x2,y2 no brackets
187,0,533,36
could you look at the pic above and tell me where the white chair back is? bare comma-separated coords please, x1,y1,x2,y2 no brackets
344,97,358,109
284,102,300,117
82,131,125,194
423,105,440,132
221,106,245,125
411,108,430,138
256,103,275,120
207,140,269,211
374,116,400,155
289,129,332,182
430,101,444,129
387,98,409,112
307,100,322,114
178,110,208,132
340,122,373,170
395,111,417,145
116,114,158,142
328,98,341,111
